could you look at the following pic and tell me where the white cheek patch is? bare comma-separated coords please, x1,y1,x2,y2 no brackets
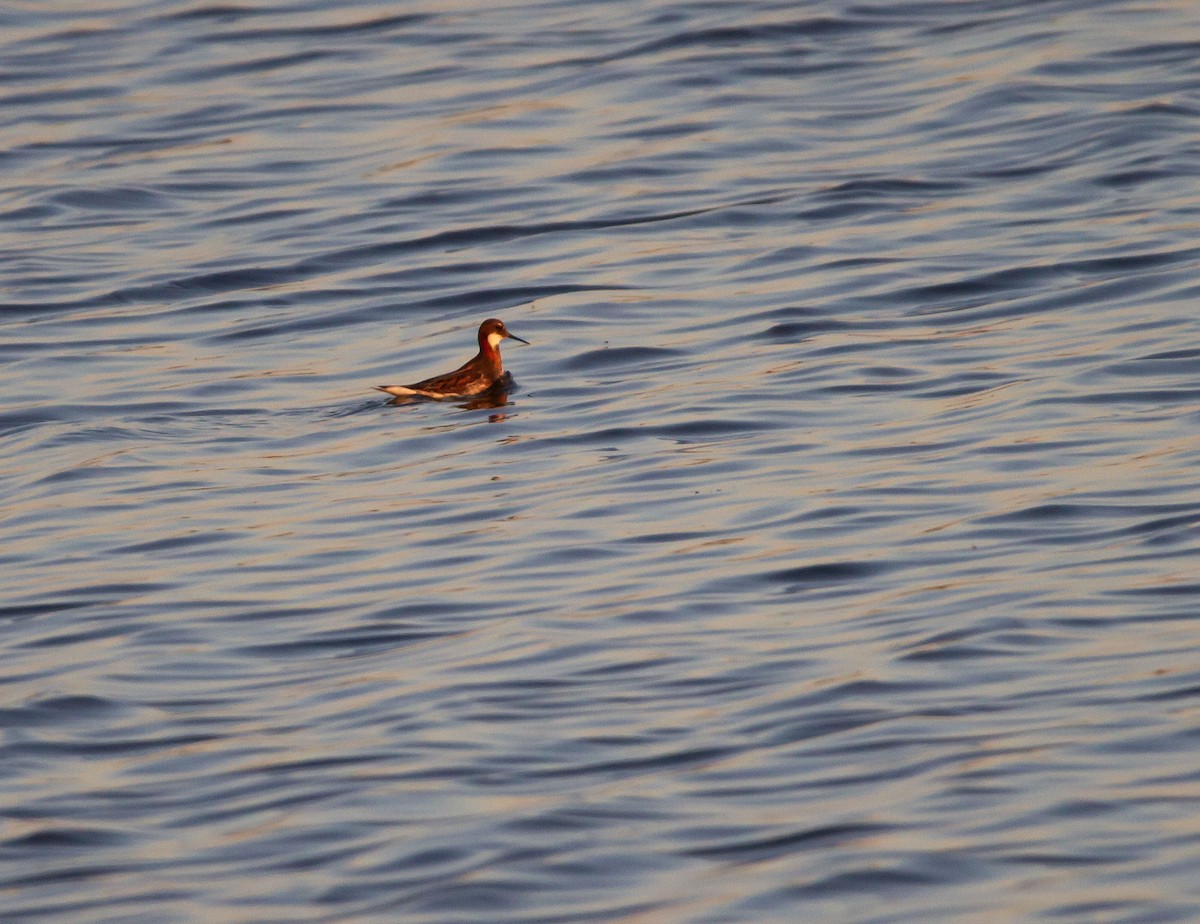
487,331,506,348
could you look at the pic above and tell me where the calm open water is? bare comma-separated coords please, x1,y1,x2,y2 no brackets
4,1,1200,921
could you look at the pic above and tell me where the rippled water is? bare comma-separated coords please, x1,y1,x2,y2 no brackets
4,1,1200,921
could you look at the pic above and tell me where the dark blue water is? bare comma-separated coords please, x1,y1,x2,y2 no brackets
4,2,1200,921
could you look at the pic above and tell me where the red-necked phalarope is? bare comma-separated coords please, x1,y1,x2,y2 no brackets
374,318,529,399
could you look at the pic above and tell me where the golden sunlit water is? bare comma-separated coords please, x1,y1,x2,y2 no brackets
3,2,1200,921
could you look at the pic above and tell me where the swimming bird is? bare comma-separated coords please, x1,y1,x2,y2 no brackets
374,318,529,399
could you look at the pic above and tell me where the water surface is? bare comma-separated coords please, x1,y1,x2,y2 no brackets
3,1,1200,921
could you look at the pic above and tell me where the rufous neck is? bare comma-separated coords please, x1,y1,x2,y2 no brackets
477,340,503,375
